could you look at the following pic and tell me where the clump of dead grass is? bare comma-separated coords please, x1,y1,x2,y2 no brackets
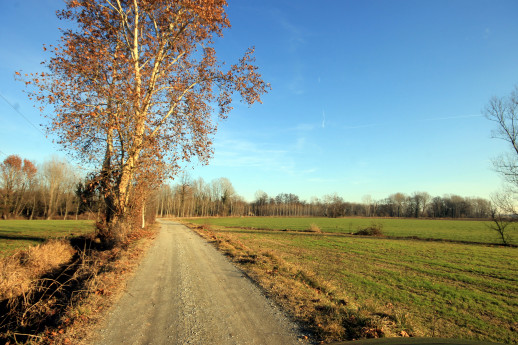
0,239,75,301
307,223,322,233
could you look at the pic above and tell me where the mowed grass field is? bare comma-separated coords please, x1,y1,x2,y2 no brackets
185,217,518,343
186,216,509,244
0,220,95,257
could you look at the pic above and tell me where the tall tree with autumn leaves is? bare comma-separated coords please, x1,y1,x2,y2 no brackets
20,0,269,241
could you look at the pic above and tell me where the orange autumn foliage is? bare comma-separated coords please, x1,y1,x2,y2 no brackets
20,0,269,239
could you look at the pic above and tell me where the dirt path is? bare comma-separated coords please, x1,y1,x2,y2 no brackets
90,220,306,345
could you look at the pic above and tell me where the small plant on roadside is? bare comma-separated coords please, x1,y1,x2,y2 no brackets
354,222,384,236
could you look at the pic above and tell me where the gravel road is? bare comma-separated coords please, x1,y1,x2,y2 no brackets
91,220,307,345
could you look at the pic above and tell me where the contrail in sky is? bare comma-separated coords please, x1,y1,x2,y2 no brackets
322,109,326,128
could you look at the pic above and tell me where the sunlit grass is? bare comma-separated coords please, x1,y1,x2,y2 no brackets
0,220,95,257
184,217,518,343
186,217,507,244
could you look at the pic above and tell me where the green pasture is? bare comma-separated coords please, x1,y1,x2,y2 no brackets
185,217,512,245
0,220,95,257
192,222,518,343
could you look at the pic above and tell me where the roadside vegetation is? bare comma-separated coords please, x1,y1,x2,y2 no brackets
0,220,157,344
184,217,518,344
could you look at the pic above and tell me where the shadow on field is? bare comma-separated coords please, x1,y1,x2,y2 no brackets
220,226,516,248
0,234,47,243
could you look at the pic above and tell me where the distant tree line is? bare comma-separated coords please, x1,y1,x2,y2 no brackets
156,175,492,219
0,154,156,226
1,154,491,221
1,155,82,220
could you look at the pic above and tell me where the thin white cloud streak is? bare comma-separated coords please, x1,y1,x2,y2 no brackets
344,114,483,130
211,136,318,177
420,114,482,122
213,139,288,168
322,109,326,128
344,123,383,129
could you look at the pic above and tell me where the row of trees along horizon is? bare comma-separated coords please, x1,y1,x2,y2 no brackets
1,154,492,221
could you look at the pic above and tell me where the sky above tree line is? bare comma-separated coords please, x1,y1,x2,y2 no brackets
1,0,517,202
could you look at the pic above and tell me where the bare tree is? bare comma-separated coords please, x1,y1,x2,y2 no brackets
484,87,518,244
388,193,407,217
488,190,516,245
485,86,518,189
362,195,373,217
41,157,72,220
216,177,235,216
176,173,192,217
0,155,38,219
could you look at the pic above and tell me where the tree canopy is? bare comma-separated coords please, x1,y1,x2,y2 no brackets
20,0,269,239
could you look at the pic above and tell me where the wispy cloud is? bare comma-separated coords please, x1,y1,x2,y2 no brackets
306,177,337,183
213,138,288,169
483,27,491,39
274,12,306,52
292,123,316,132
344,123,383,129
287,72,305,95
343,114,482,130
322,109,326,128
421,114,482,122
270,9,308,95
211,134,319,178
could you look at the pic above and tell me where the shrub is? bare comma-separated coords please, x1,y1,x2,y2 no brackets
354,222,384,237
308,223,322,233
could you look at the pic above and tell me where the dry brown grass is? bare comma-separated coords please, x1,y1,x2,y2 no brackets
0,240,75,301
0,227,158,345
188,224,390,342
308,223,322,233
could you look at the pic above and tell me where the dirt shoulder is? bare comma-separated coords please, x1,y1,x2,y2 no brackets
88,220,307,345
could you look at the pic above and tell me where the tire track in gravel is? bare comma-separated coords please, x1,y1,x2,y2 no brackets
91,220,307,345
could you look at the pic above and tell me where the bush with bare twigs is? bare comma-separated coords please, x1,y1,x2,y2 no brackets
354,222,384,237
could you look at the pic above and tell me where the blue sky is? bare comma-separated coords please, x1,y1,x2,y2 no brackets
1,0,517,202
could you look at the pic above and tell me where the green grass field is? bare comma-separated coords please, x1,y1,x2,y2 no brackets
186,216,512,245
184,217,518,343
0,220,95,257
